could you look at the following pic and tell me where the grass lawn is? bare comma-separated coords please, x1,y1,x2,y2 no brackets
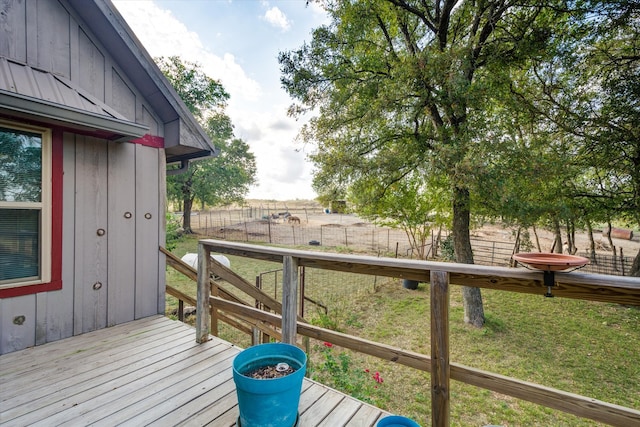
165,235,640,427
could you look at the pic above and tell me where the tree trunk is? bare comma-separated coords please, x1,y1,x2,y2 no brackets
510,228,521,267
452,186,484,328
532,225,542,252
631,248,640,277
586,221,597,263
183,197,194,233
434,226,442,257
566,219,576,254
552,219,563,253
606,221,617,271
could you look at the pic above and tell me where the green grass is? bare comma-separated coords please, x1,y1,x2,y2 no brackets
163,235,640,426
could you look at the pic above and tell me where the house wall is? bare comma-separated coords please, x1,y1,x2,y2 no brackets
0,0,168,354
0,0,162,133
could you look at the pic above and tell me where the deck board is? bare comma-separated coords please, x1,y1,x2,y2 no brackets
1,328,195,402
0,316,389,426
3,335,219,423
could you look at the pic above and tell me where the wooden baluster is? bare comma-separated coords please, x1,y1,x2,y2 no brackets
196,242,211,343
282,255,299,345
431,270,450,427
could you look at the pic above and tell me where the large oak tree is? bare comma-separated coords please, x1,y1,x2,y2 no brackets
280,0,569,326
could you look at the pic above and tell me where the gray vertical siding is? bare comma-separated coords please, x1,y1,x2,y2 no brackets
0,0,169,354
78,28,106,102
157,150,167,314
0,295,36,352
0,0,26,62
107,141,137,326
34,0,71,77
134,144,161,319
73,136,110,334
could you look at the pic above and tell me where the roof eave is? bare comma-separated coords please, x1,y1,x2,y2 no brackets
71,0,218,158
0,90,148,140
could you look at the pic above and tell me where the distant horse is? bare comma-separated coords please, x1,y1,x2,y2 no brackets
287,216,301,224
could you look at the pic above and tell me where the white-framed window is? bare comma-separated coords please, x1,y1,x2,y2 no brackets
0,121,52,289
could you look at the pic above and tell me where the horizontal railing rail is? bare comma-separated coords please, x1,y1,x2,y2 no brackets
163,246,281,339
194,239,640,427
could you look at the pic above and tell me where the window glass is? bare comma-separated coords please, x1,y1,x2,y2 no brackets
0,124,48,287
0,210,40,281
0,127,42,203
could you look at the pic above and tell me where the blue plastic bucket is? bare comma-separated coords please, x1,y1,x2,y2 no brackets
377,415,421,427
233,343,307,427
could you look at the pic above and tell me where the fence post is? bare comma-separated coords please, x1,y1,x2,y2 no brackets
431,270,450,427
282,255,299,344
300,266,306,318
196,242,211,343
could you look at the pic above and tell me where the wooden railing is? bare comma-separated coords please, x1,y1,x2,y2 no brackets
193,239,640,427
162,246,291,341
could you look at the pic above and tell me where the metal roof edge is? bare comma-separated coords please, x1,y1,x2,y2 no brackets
0,90,148,139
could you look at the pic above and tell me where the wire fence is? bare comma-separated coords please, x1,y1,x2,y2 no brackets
577,251,636,276
256,267,382,322
187,211,417,256
185,209,637,277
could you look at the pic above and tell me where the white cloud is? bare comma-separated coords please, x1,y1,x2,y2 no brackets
112,0,317,200
113,1,261,104
263,7,291,32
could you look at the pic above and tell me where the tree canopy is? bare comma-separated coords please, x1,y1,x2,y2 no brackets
280,0,575,326
280,0,640,321
159,56,257,232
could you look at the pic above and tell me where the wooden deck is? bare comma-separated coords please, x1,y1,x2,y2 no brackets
0,316,389,426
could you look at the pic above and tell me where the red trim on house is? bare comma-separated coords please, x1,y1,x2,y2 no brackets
0,129,64,298
131,134,164,148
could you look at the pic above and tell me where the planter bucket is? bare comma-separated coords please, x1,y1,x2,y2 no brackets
377,415,421,427
402,279,419,290
233,343,307,427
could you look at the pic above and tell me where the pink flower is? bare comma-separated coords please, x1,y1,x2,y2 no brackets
373,371,383,383
323,342,333,348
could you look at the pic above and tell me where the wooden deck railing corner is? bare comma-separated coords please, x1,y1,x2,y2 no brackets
184,239,640,427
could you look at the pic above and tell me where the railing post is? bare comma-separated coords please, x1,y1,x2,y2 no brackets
282,255,299,344
196,242,211,343
431,270,450,427
178,299,184,322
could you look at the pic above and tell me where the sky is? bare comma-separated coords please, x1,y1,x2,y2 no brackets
112,0,328,201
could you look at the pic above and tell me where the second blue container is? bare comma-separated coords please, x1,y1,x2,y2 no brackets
233,342,307,427
377,415,421,427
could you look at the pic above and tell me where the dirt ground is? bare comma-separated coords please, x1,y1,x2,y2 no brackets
303,211,640,256
217,200,640,258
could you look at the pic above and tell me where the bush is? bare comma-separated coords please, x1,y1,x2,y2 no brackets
166,213,183,251
311,342,384,404
440,234,455,261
